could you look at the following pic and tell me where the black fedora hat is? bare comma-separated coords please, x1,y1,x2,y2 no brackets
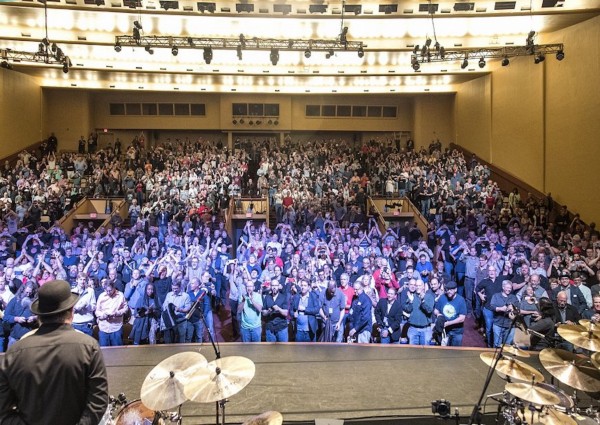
31,280,79,315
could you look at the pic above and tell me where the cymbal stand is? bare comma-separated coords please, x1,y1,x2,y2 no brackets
199,308,224,425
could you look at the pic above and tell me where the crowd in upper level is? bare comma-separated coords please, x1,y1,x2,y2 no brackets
0,132,598,351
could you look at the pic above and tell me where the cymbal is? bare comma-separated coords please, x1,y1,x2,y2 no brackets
517,406,576,425
505,383,561,406
502,344,531,358
243,411,283,425
480,352,544,383
539,348,600,392
579,319,599,330
141,352,208,411
592,352,600,369
184,356,256,403
557,324,600,352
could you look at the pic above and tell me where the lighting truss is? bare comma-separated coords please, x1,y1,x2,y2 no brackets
410,43,564,66
115,35,366,54
1,48,72,68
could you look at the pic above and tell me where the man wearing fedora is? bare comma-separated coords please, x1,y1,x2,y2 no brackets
0,279,108,425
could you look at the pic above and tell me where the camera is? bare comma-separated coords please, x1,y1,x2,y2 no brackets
431,399,451,417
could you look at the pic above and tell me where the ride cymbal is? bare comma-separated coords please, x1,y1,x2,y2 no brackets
505,383,561,406
539,348,600,392
480,352,544,383
184,356,256,403
141,352,208,411
557,324,600,352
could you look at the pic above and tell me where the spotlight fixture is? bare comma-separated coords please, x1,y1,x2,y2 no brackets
461,57,468,69
325,49,334,59
425,38,432,48
38,43,45,54
440,46,446,60
340,26,349,48
237,44,243,60
413,45,419,55
171,46,178,56
62,62,69,73
187,37,194,46
357,46,364,58
421,45,427,58
145,45,154,55
534,53,545,64
42,37,50,47
502,56,510,66
114,41,122,52
133,27,141,44
55,47,64,61
478,57,486,68
203,47,213,64
51,42,58,53
239,33,246,49
411,56,420,71
270,48,279,66
304,49,311,58
134,20,143,30
556,50,564,61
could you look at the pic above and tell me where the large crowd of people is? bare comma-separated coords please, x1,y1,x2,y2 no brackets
0,133,599,352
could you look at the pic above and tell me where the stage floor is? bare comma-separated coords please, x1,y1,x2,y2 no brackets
102,343,534,424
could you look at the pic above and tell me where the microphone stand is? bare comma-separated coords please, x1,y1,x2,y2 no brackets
198,303,225,425
468,305,522,425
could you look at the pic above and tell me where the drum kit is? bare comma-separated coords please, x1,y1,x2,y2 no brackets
484,321,600,425
101,352,283,425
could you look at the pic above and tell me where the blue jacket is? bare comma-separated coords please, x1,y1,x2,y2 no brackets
349,292,373,334
291,291,321,334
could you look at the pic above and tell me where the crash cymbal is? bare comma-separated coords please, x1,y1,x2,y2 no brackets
141,352,208,411
502,344,531,358
557,324,600,352
539,348,600,392
579,319,600,330
184,356,256,403
505,383,561,406
517,406,576,425
480,352,544,383
592,352,600,370
243,411,283,425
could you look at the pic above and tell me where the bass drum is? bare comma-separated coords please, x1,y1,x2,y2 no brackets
114,399,164,425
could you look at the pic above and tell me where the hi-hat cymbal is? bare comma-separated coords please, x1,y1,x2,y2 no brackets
480,352,544,383
141,352,208,411
517,406,576,425
557,324,600,352
502,344,531,358
539,348,600,392
184,356,256,403
592,352,600,369
505,383,561,406
243,411,283,425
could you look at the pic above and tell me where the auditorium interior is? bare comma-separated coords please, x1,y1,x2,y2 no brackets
1,0,600,423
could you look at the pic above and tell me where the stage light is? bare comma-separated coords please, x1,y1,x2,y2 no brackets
237,45,243,60
42,38,49,46
145,45,154,55
114,41,122,52
534,53,545,64
38,43,45,54
55,47,64,61
478,57,486,68
62,62,69,73
133,28,141,43
440,46,445,59
425,38,432,48
413,45,419,55
134,20,143,30
171,46,178,56
411,56,420,71
270,48,279,65
187,37,194,46
556,50,564,61
1,61,12,70
325,49,334,59
304,49,311,58
461,57,468,69
203,47,213,64
502,56,509,66
420,45,427,58
357,46,364,58
51,42,58,53
340,26,349,47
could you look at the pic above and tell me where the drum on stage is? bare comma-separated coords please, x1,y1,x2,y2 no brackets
114,399,164,425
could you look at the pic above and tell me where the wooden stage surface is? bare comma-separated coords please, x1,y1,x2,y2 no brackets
102,343,532,424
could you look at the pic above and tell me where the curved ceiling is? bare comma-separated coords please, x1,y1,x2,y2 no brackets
0,0,598,93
